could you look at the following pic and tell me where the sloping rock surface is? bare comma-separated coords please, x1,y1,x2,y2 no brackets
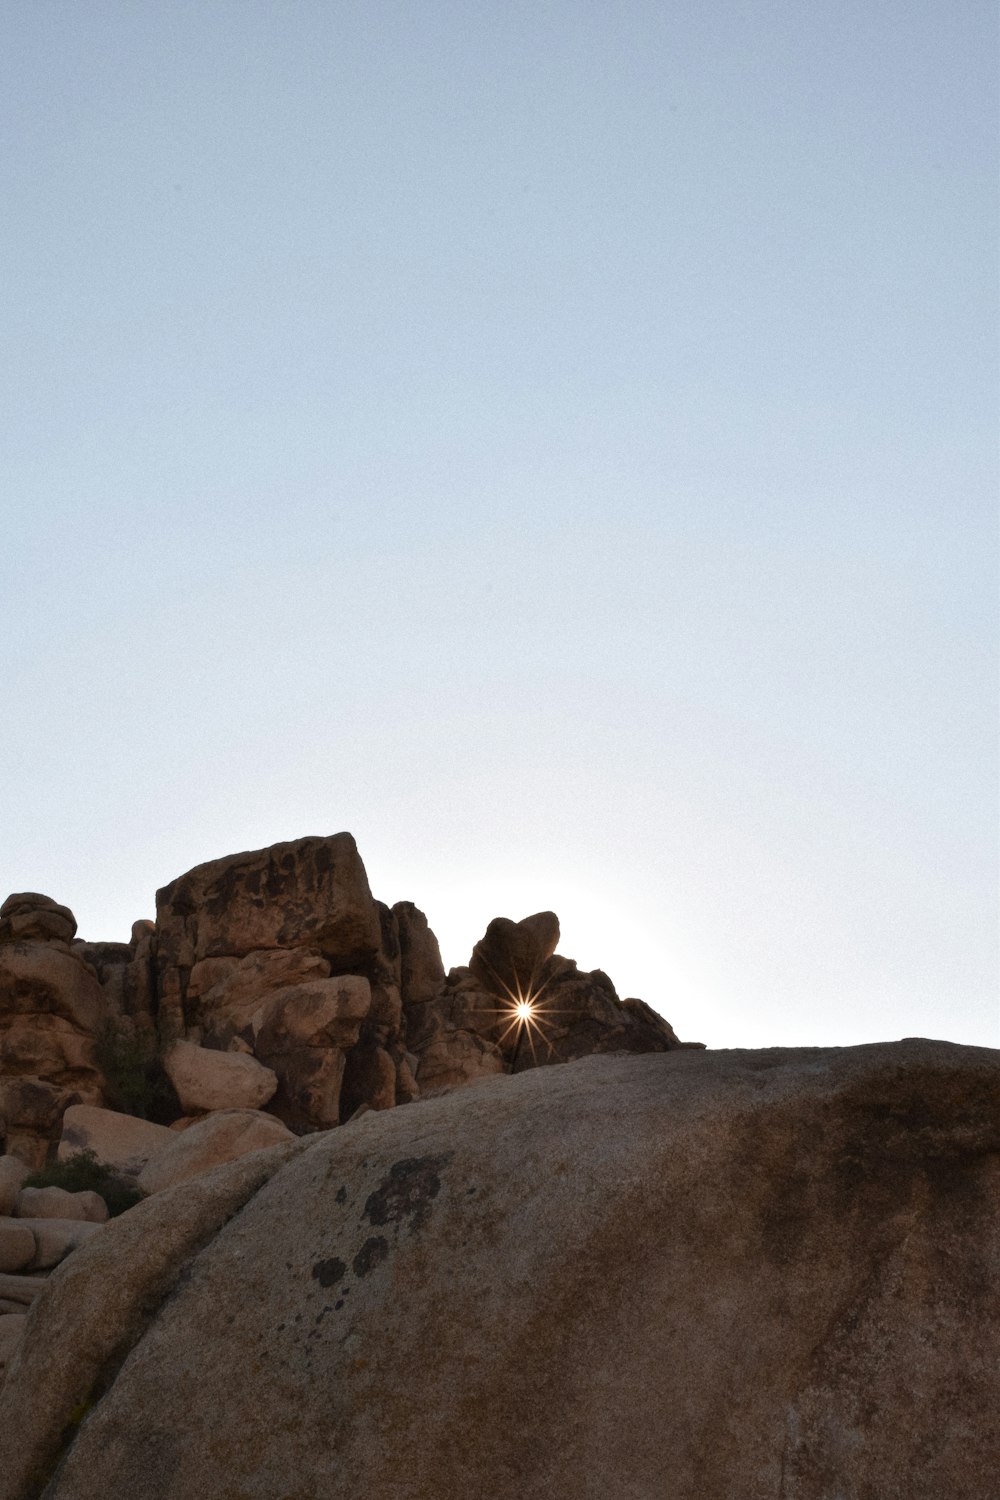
1,1039,996,1500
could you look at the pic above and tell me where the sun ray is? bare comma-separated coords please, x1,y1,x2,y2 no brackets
463,956,568,1067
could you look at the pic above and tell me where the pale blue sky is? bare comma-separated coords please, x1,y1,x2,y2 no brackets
2,2,997,1049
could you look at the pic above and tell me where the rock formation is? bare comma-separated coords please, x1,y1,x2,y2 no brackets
0,1040,996,1499
0,833,696,1166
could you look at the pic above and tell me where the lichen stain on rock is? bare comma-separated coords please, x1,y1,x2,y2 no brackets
311,1256,347,1287
352,1236,389,1277
362,1153,453,1232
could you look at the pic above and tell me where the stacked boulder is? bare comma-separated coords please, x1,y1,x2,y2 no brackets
1,833,698,1172
0,895,109,1168
0,1154,108,1381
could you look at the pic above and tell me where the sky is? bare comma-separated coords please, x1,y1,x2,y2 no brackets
2,2,997,1051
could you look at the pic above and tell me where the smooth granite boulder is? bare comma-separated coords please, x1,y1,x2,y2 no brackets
0,1039,996,1500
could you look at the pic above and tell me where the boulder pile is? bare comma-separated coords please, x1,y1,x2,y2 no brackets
0,833,696,1169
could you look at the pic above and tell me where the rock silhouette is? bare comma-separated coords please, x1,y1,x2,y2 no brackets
0,833,697,1166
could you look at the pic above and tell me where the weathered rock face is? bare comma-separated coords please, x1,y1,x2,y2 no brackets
0,897,164,1164
469,909,560,998
0,894,77,947
57,1105,175,1178
135,1109,295,1196
154,834,382,1022
393,901,445,1003
406,909,692,1095
0,938,107,1167
162,1039,277,1115
1,1040,996,1500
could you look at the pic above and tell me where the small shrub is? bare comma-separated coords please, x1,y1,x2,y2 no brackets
23,1148,143,1217
93,1017,180,1123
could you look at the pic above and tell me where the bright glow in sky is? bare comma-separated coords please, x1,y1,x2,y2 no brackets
2,3,996,1050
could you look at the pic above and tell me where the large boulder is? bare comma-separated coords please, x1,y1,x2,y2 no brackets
14,1187,108,1224
57,1105,174,1178
469,910,560,1000
186,947,332,1038
1,1039,996,1500
248,977,372,1130
162,1041,277,1114
0,895,76,946
0,939,108,1163
154,834,382,1031
136,1109,295,1196
0,943,104,1039
392,902,445,1004
14,1217,103,1270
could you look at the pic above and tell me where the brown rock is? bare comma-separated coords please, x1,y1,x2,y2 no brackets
3,1040,996,1500
154,834,382,1029
243,977,371,1130
469,911,560,1001
374,902,402,988
0,1077,69,1137
0,942,104,1036
265,1048,348,1133
0,1139,303,1477
190,948,331,1037
162,1041,277,1114
0,1159,29,1217
73,936,154,1023
0,937,109,1163
415,1028,506,1093
251,977,371,1056
19,1217,104,1270
0,1221,35,1274
135,1110,296,1196
338,1041,398,1120
0,894,77,946
14,1187,108,1224
58,1105,175,1178
366,976,403,1039
392,901,445,1003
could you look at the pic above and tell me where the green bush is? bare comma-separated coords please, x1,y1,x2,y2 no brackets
23,1148,143,1218
93,1017,179,1123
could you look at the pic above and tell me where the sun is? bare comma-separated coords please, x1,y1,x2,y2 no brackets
466,953,564,1065
494,981,561,1065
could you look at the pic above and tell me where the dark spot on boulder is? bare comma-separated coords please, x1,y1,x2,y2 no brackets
335,1298,345,1310
362,1153,453,1232
311,1256,347,1287
352,1236,389,1277
335,1186,348,1204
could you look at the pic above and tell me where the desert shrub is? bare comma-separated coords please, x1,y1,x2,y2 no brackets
93,1017,180,1124
23,1148,143,1217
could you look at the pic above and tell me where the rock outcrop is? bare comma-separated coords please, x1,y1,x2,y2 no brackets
0,1040,996,1500
1,833,695,1162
